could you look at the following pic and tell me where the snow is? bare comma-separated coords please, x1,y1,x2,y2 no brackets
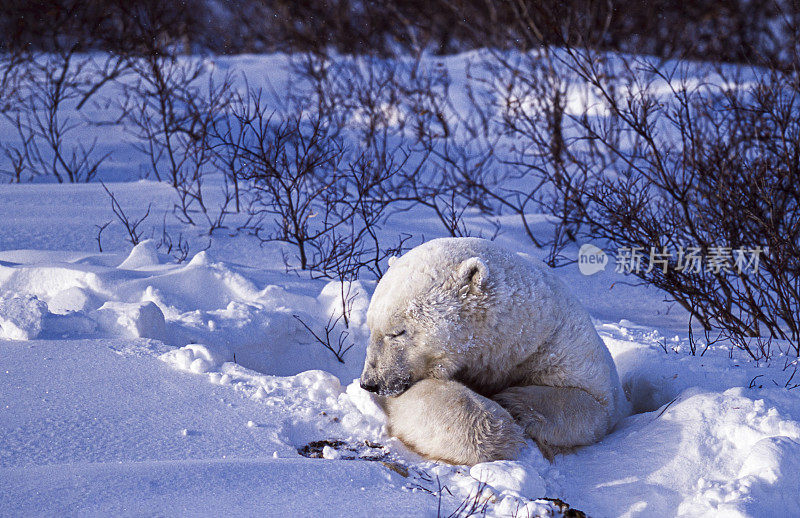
161,342,233,373
0,50,798,517
117,239,161,270
94,300,167,339
3,458,431,517
554,386,800,517
470,460,547,498
0,293,47,340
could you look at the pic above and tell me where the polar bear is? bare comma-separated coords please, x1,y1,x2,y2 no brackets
359,237,628,465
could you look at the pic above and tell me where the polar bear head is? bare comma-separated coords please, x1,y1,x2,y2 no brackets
359,238,495,397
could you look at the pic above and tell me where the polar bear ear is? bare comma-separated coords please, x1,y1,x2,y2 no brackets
388,256,398,267
457,257,489,297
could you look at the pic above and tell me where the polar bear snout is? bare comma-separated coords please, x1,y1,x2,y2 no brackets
359,369,413,396
359,377,380,393
361,331,418,396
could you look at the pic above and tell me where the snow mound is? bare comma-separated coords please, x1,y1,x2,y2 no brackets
293,370,343,404
186,250,211,267
118,240,160,270
0,261,105,307
0,250,369,380
554,385,800,517
470,460,546,497
156,340,388,449
317,280,371,327
47,286,99,314
734,436,800,513
0,294,48,340
344,378,386,424
94,301,166,340
739,435,800,484
160,343,233,374
682,432,800,517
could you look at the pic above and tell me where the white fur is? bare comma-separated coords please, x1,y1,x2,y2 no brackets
384,379,526,465
361,237,629,464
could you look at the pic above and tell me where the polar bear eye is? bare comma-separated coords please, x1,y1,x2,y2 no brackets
388,330,406,339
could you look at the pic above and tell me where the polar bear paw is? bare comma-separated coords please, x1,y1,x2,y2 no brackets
384,378,526,465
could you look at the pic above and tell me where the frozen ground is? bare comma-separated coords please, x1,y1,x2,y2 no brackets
1,51,799,517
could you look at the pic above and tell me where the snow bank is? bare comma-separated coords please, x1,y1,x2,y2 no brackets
160,343,233,374
3,244,800,517
47,286,99,314
94,301,166,340
553,344,800,518
317,280,371,327
470,460,546,497
731,436,800,515
117,240,160,270
0,294,48,340
0,248,370,380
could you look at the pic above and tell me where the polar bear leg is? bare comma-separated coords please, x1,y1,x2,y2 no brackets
384,378,526,465
493,385,610,459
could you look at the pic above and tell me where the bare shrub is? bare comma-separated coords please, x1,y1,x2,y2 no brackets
220,85,408,280
228,95,347,272
0,51,29,182
401,48,599,266
556,49,800,358
291,52,551,245
154,212,191,263
1,50,126,182
101,182,151,246
310,146,414,279
483,50,587,264
0,50,27,113
386,51,576,252
119,54,235,232
0,0,201,55
1,135,30,183
317,53,502,240
293,313,354,364
3,0,796,65
0,2,130,183
94,221,111,252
